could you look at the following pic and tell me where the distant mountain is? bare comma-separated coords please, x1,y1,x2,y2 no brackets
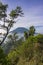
35,26,43,28
10,27,28,33
35,26,43,34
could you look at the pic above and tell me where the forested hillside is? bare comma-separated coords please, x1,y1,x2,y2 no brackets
0,34,43,65
0,1,43,65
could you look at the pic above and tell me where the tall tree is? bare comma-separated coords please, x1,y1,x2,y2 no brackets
24,31,28,39
0,2,23,45
8,32,18,43
29,26,35,36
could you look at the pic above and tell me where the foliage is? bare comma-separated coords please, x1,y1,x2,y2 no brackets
24,31,28,39
36,34,43,44
0,47,11,65
8,50,19,65
9,6,23,19
8,32,18,43
7,34,43,65
0,2,8,19
0,2,23,45
29,26,35,36
0,2,43,65
3,33,23,54
0,34,43,65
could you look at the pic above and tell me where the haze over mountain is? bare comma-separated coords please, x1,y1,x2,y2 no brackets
10,26,43,34
10,27,28,33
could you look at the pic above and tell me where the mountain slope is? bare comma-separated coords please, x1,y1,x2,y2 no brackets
10,27,28,33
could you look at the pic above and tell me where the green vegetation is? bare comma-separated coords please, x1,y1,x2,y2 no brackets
0,33,43,65
0,2,23,45
0,2,43,65
7,34,43,65
24,31,28,39
29,26,35,36
0,47,11,65
24,26,35,40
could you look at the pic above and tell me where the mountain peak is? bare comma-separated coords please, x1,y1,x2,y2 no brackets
11,27,28,33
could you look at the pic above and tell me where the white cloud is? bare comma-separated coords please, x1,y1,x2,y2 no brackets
10,5,43,34
0,2,43,33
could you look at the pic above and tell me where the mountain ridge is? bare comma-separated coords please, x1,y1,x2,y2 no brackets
10,27,28,33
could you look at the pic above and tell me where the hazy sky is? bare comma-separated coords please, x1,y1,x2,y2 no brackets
0,0,43,33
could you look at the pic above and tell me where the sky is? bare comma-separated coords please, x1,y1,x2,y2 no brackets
0,0,43,33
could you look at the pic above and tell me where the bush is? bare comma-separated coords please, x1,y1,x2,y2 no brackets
0,47,11,65
37,34,43,44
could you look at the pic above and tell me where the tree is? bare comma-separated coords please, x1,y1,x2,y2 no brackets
29,26,35,36
8,32,18,43
0,47,7,65
37,34,43,44
0,47,12,65
0,2,23,45
24,31,28,39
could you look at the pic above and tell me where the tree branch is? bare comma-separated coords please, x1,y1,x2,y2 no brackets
0,27,8,45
